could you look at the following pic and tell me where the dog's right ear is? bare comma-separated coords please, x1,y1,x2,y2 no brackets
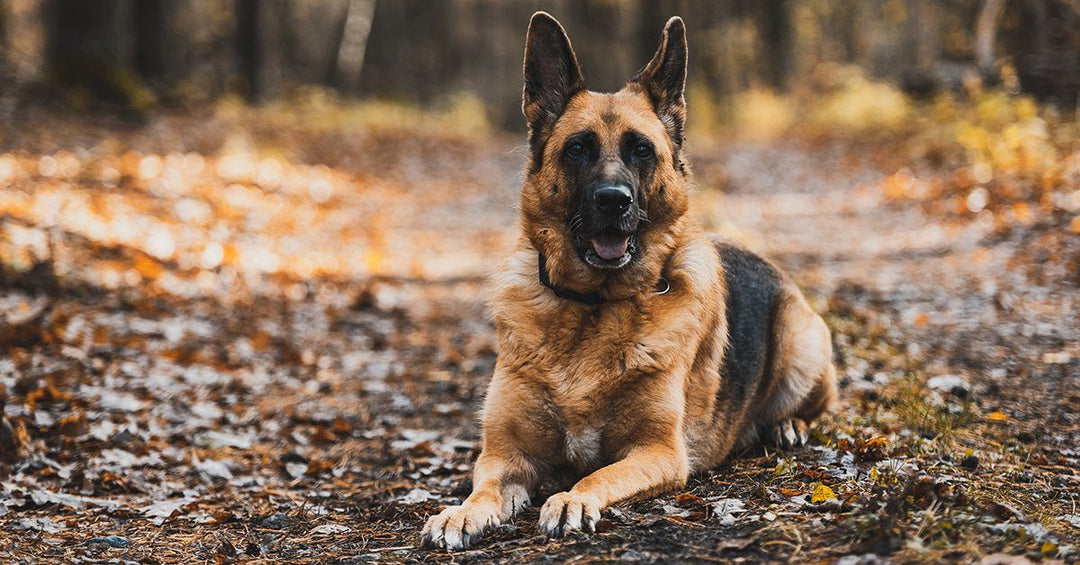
522,12,584,142
632,17,687,148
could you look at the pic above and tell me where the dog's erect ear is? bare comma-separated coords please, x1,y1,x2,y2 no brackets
523,12,584,141
632,17,688,147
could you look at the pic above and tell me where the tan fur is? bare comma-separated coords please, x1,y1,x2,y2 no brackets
420,13,837,550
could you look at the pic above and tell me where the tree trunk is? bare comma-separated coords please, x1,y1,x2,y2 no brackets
0,0,43,119
761,0,791,90
46,0,133,73
975,0,1006,81
334,0,376,94
237,0,285,101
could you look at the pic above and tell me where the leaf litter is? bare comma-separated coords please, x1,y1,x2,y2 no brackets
0,101,1078,562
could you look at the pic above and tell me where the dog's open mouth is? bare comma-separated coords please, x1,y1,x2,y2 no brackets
584,230,636,269
592,232,629,260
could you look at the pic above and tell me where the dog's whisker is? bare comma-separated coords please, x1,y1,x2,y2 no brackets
568,214,584,233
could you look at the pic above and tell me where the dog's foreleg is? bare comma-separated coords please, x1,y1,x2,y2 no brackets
537,374,691,537
538,442,688,536
420,451,535,550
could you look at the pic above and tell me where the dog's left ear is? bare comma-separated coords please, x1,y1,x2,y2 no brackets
523,12,585,143
632,17,688,147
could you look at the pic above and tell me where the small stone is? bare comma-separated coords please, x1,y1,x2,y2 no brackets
259,512,290,529
87,536,132,548
110,430,139,446
927,375,970,398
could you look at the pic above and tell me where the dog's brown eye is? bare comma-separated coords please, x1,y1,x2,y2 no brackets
633,142,653,159
565,141,585,158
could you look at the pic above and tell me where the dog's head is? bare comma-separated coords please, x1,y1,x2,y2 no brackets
519,12,691,296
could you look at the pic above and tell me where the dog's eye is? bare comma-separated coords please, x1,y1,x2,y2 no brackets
565,141,585,158
633,142,654,159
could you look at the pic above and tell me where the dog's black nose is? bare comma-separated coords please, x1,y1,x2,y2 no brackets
594,185,633,214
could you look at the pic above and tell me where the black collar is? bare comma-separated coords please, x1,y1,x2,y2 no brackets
538,253,606,305
537,253,670,306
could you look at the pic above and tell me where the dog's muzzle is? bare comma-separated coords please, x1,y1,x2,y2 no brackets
577,183,640,269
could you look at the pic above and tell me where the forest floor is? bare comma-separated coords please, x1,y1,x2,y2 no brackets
1,101,1079,563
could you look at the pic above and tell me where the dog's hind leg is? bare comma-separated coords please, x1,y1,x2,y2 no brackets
759,289,837,448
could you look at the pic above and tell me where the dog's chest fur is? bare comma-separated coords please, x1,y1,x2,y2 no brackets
490,241,726,474
562,425,602,469
531,304,677,470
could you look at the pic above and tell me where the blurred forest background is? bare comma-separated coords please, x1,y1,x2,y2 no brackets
0,0,1079,126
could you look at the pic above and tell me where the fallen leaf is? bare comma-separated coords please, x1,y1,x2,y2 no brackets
674,493,703,507
1058,514,1080,529
399,488,435,504
194,430,253,450
810,483,837,504
979,553,1033,565
196,458,234,481
284,462,307,479
711,498,746,526
99,392,145,412
1042,352,1072,364
142,496,198,525
30,489,121,511
16,517,65,533
716,534,759,552
310,524,351,534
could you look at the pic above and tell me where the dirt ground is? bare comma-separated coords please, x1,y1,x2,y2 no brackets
1,108,1078,563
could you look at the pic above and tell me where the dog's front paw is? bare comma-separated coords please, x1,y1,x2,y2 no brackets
420,502,500,550
538,491,602,537
771,418,809,448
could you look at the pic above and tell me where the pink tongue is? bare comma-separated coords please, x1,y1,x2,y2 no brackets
591,234,630,260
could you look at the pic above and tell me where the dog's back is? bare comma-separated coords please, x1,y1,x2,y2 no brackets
715,238,786,401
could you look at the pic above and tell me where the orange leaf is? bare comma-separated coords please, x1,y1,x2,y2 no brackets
675,493,703,507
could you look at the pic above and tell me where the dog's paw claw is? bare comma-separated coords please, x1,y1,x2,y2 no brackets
538,492,602,538
420,504,499,551
771,418,809,449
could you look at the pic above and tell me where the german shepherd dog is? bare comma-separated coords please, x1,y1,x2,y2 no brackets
421,12,837,550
